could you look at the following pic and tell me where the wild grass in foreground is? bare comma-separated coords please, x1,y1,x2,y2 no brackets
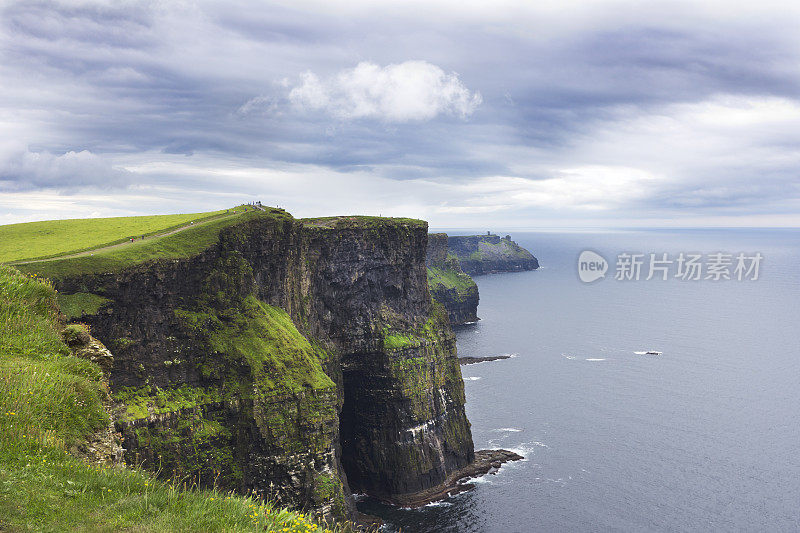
0,441,339,533
0,265,358,532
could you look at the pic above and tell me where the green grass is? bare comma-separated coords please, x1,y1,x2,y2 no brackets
0,208,242,264
427,267,477,295
382,309,447,352
0,266,108,449
0,443,340,533
113,384,224,423
301,215,425,229
16,208,291,280
57,292,111,320
177,295,336,396
0,265,353,532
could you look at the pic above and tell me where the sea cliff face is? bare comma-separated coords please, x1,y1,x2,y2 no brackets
425,233,479,325
448,234,539,275
49,213,474,519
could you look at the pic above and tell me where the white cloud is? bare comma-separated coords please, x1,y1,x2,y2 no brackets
0,148,131,191
288,61,482,122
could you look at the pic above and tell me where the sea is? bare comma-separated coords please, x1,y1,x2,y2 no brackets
357,228,800,532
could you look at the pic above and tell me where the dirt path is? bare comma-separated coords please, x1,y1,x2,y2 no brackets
12,211,247,265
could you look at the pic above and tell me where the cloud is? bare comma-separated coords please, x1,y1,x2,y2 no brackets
0,148,131,191
2,1,800,226
288,61,482,122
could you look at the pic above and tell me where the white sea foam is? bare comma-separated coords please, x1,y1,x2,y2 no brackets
585,358,607,361
634,351,648,355
507,440,550,461
561,353,576,360
424,500,453,508
464,376,482,381
494,427,522,432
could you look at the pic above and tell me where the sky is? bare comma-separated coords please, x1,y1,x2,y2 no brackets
1,0,799,228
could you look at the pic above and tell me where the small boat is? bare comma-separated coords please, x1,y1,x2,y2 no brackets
644,351,662,355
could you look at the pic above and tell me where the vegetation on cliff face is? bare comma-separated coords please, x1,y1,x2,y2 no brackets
342,297,473,497
427,265,477,302
0,265,345,532
2,207,474,521
0,207,238,264
56,292,111,320
426,233,479,325
178,295,335,396
103,248,350,518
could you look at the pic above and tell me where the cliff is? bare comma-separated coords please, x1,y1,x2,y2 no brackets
425,233,479,325
0,263,348,531
448,234,539,275
22,211,474,519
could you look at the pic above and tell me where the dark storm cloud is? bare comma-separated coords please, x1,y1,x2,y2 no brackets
1,0,799,224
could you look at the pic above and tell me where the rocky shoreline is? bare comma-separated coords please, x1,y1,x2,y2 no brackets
384,449,523,508
459,354,513,365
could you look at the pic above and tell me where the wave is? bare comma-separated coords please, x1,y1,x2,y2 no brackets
507,440,550,460
633,351,648,355
561,353,576,360
464,376,482,381
585,358,607,361
493,427,522,432
423,500,453,508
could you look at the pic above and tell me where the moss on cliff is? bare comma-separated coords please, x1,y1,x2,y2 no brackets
114,384,224,421
382,304,460,421
425,246,479,325
427,266,477,303
178,296,335,395
0,265,343,532
128,406,241,487
57,291,111,319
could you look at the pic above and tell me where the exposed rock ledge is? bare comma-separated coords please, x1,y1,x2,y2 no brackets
459,354,513,365
385,449,523,508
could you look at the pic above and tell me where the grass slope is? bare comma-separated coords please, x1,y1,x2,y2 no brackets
427,266,476,295
15,208,290,280
0,265,348,532
0,208,243,263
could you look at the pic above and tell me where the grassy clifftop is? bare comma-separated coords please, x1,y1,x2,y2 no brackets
0,208,241,263
12,207,291,279
301,215,425,230
0,265,345,532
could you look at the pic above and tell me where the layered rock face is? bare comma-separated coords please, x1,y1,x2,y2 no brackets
425,233,479,325
448,234,539,275
299,220,473,499
52,213,474,518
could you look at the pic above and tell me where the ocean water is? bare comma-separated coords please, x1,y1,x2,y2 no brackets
358,229,800,532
